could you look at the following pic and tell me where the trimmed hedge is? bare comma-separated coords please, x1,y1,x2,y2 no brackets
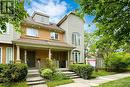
69,64,94,79
0,63,28,82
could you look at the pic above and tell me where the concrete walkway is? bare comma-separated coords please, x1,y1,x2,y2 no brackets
56,72,130,87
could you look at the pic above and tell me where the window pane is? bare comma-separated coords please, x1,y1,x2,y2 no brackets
72,32,81,46
51,32,58,40
27,28,38,37
6,47,13,64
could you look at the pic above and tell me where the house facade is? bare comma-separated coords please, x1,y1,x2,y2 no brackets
0,12,84,68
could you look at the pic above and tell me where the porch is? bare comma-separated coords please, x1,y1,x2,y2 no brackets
13,38,74,68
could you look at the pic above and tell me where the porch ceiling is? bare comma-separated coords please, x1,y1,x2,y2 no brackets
13,38,75,50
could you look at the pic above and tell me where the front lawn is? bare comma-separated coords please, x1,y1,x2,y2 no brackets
95,76,130,87
0,81,27,87
92,70,116,77
47,79,73,87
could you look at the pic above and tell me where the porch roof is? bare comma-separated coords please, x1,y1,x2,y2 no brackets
13,38,75,50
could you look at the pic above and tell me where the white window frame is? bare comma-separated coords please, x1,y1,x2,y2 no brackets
72,32,81,46
50,32,58,40
6,47,13,64
0,23,9,35
26,28,38,37
73,50,80,63
0,47,2,64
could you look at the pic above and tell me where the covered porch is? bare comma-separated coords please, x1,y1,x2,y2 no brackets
13,38,74,68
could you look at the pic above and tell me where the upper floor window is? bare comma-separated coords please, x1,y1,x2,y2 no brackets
0,23,9,34
26,28,38,37
50,32,58,40
72,32,81,46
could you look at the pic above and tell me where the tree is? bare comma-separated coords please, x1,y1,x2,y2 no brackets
0,0,28,34
76,0,130,45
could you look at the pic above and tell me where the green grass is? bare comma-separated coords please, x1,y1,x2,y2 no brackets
47,79,74,87
0,81,28,87
95,76,130,87
92,70,116,77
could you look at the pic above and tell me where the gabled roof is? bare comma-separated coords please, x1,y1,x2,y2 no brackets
57,12,85,26
22,17,65,33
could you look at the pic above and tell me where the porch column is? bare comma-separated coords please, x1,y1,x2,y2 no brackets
16,46,21,63
24,50,27,63
67,51,70,68
49,49,51,59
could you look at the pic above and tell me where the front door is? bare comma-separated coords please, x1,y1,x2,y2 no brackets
59,52,67,68
27,51,36,68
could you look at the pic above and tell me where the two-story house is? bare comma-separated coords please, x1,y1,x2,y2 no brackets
0,12,84,68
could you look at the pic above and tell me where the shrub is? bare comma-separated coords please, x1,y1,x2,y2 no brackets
69,64,94,79
44,58,56,72
52,72,69,81
0,64,8,78
105,52,130,72
41,68,53,80
0,63,28,82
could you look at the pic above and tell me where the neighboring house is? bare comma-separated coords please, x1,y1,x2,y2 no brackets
0,12,84,68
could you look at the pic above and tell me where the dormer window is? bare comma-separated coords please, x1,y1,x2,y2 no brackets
50,32,58,40
33,13,49,25
26,28,38,37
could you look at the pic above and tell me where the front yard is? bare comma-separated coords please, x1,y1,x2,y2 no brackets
92,70,116,77
95,76,130,87
47,79,73,87
0,82,27,87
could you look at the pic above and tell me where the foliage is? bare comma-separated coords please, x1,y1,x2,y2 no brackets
84,31,97,53
105,52,130,72
41,69,53,80
51,72,69,81
47,79,73,87
0,0,28,34
96,76,130,87
69,64,94,79
76,0,130,45
0,81,27,87
41,68,69,81
44,58,56,72
0,64,28,82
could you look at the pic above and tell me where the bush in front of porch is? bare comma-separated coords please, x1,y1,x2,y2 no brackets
69,64,94,79
40,59,73,87
0,63,28,82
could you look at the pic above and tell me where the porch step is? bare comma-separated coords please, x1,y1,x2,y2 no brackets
59,69,80,79
27,69,46,86
27,80,46,85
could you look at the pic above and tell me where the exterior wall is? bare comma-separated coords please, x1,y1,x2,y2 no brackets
0,23,20,44
21,26,64,42
35,50,48,68
60,14,84,63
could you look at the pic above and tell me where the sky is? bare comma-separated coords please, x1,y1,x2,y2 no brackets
24,0,96,32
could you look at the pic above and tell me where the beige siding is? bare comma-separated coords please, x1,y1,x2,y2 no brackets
59,14,84,63
0,23,20,44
